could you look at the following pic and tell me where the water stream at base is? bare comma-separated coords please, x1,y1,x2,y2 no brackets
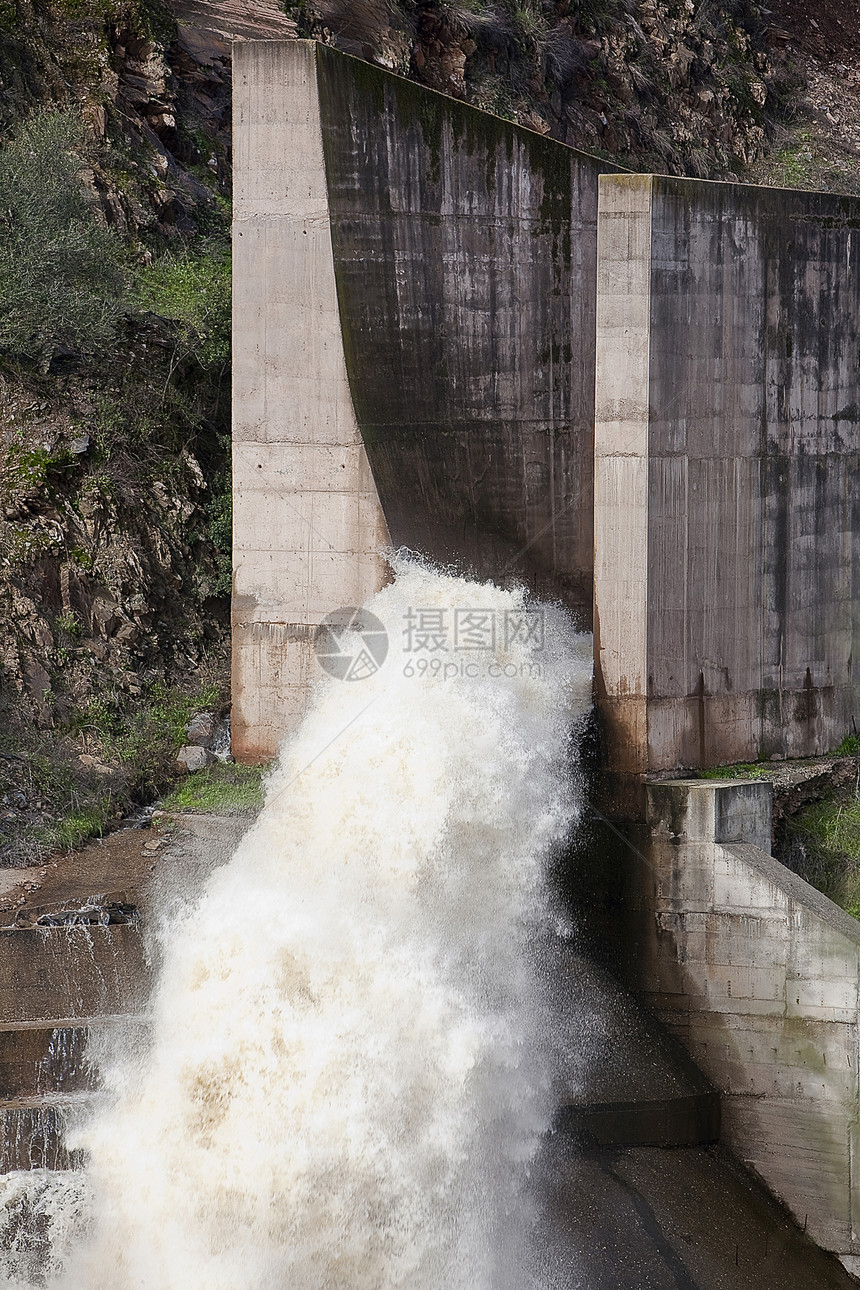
0,557,593,1289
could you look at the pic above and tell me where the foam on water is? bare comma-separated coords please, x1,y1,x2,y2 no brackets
0,557,592,1289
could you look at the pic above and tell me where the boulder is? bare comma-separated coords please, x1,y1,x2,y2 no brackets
176,744,211,773
186,712,215,746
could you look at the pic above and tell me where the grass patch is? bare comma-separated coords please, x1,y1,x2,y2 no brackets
38,803,114,853
782,798,860,916
768,130,815,189
161,763,264,814
79,678,225,801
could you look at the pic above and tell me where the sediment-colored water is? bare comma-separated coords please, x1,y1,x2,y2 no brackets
0,557,592,1289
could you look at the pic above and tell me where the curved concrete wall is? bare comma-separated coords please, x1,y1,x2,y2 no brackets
232,40,617,758
315,46,619,611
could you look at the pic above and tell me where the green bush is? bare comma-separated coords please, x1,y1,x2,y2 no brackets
81,679,224,799
782,798,860,917
135,239,231,374
0,108,127,362
207,484,233,597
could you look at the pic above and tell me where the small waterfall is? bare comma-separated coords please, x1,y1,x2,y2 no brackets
0,557,592,1289
35,1030,95,1098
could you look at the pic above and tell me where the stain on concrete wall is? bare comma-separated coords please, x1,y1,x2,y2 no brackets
316,45,621,616
596,174,860,775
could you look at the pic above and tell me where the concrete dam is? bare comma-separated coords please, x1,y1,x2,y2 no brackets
1,32,860,1290
228,36,860,1283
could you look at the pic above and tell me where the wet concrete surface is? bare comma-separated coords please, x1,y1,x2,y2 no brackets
533,1134,858,1288
0,829,158,928
0,812,255,1171
0,811,253,928
552,948,720,1148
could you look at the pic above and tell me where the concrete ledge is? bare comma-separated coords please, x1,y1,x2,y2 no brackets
647,778,773,851
619,778,860,1257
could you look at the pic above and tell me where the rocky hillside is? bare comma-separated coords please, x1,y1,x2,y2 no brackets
289,0,801,178
747,0,860,193
0,0,238,860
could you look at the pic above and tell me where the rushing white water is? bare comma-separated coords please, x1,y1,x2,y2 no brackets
0,558,592,1290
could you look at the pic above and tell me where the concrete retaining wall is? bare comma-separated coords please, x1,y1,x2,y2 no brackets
232,40,617,759
0,925,148,1024
617,779,860,1263
595,173,860,778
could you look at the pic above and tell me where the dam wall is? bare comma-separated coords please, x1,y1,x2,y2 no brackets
233,43,860,773
610,779,860,1265
231,48,860,1268
232,39,619,760
595,174,860,780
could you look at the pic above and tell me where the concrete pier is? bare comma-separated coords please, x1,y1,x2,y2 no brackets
595,173,860,780
231,42,391,761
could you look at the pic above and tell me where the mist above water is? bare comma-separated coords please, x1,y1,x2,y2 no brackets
0,557,593,1289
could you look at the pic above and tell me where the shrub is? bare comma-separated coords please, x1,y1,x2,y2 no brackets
134,239,231,375
782,799,860,917
207,483,233,597
0,108,127,362
81,678,225,800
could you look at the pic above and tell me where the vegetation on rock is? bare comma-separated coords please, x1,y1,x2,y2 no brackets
287,0,802,178
781,795,860,920
0,0,234,862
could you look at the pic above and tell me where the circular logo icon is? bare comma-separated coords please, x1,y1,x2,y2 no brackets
314,607,389,681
